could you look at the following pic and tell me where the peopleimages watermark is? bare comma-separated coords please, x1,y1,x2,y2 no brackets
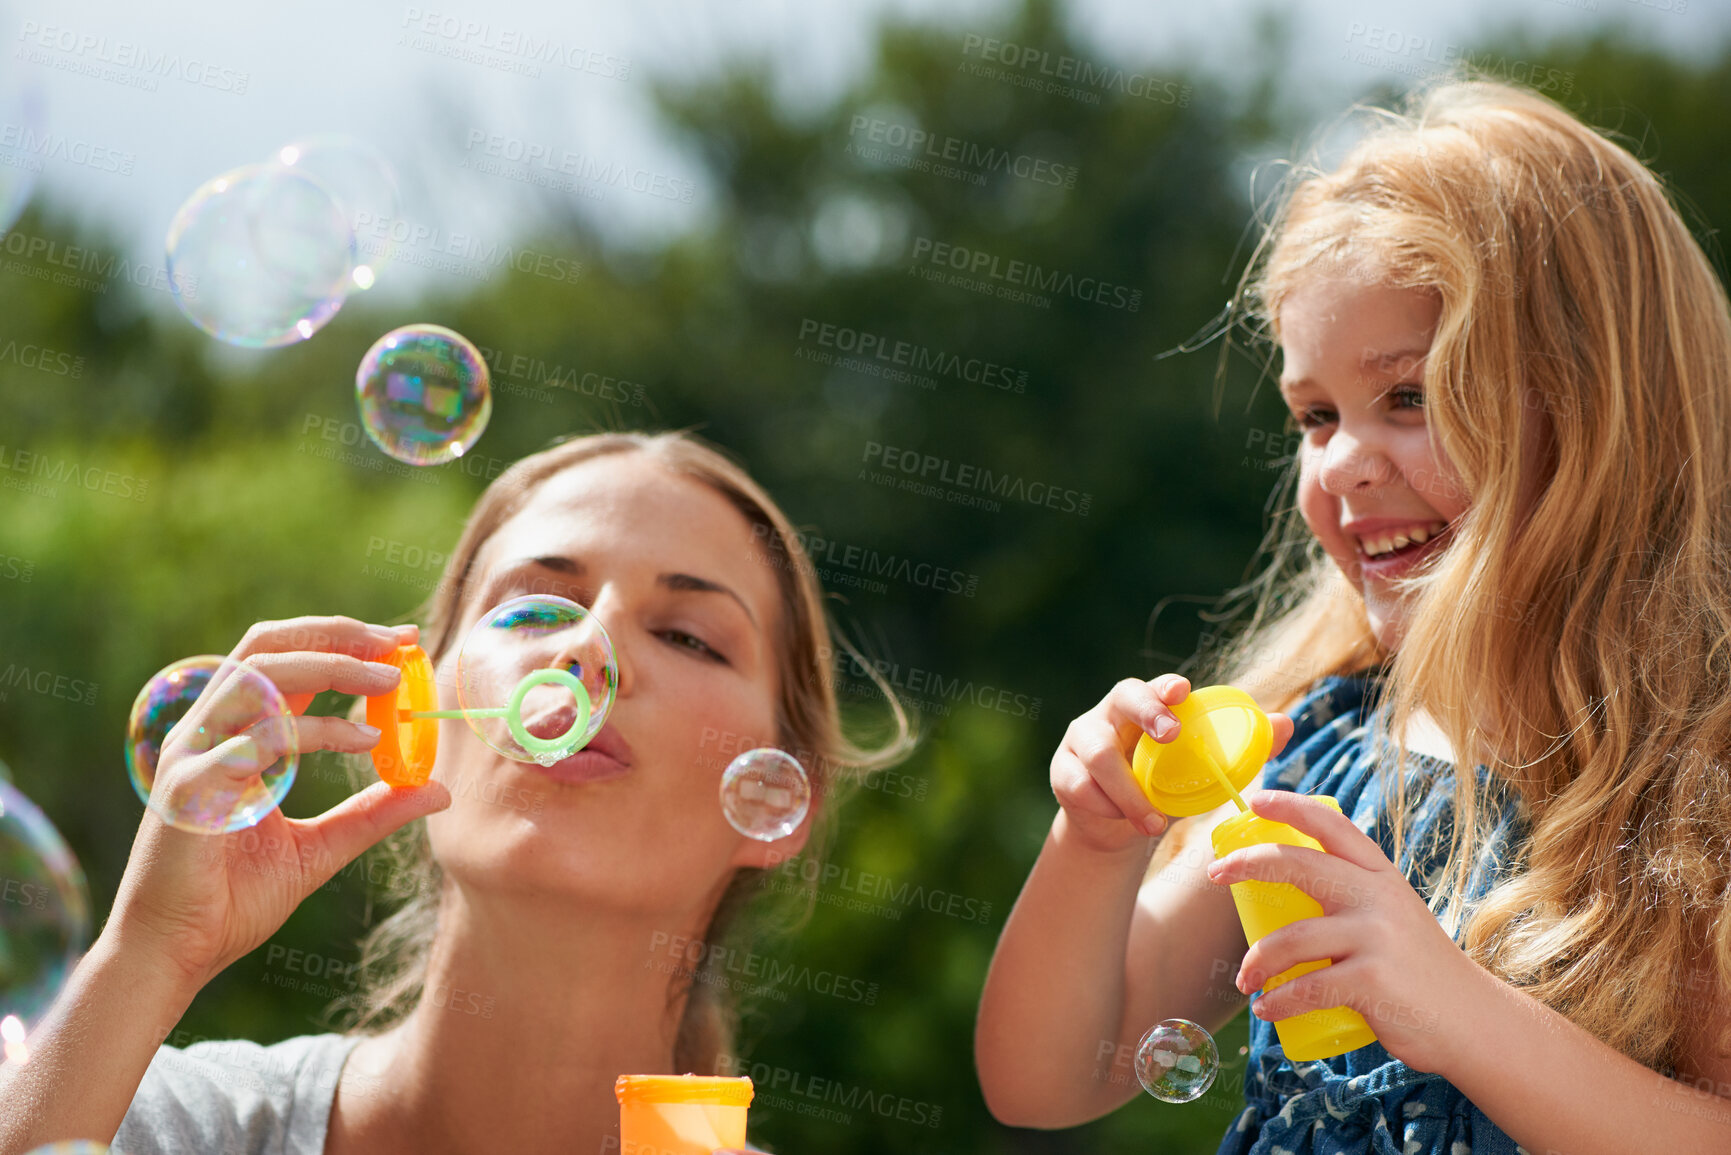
824,645,1043,722
643,931,880,1006
0,122,134,176
352,212,583,287
715,1053,943,1128
461,129,696,204
0,445,150,503
476,344,647,408
958,34,1191,108
0,554,34,583
398,8,631,80
1341,23,1575,94
845,115,1077,189
0,662,97,707
0,228,195,299
908,235,1140,312
749,522,980,599
795,317,1027,395
15,20,251,95
862,439,1092,517
0,337,85,379
762,855,994,925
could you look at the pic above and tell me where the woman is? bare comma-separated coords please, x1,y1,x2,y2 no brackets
1,431,910,1154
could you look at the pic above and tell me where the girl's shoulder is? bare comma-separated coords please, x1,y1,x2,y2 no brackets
114,1032,360,1155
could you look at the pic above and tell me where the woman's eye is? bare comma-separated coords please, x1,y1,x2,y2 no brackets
661,629,725,663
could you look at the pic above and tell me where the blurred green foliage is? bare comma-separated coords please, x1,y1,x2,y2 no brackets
2,1,1729,1150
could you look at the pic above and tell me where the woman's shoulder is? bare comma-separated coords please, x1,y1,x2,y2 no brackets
114,1032,360,1155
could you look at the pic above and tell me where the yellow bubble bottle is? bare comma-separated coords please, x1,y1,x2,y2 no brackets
614,1074,753,1154
1131,685,1378,1061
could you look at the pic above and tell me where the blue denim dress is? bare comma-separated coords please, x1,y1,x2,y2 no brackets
1214,674,1532,1155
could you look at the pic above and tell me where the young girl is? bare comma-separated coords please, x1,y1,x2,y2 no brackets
976,79,1731,1153
1,431,910,1154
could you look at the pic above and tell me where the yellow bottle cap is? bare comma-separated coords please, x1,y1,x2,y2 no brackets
1131,685,1272,817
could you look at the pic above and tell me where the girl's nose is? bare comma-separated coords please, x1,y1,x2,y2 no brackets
1315,427,1396,495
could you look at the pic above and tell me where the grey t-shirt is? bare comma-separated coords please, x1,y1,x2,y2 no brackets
115,1033,361,1155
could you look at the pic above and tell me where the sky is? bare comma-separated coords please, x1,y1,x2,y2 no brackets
3,0,1725,303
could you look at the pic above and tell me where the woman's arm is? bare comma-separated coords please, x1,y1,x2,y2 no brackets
0,928,200,1150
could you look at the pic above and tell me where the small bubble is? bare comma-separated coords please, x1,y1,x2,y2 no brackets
1135,1018,1219,1104
720,749,810,841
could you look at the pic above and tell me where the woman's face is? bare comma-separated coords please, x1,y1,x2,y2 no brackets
425,452,797,919
1279,274,1468,651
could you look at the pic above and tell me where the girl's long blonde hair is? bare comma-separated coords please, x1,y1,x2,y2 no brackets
337,431,913,1073
1214,79,1731,1073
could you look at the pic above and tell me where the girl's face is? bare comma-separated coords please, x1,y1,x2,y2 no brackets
1278,274,1467,651
425,452,798,919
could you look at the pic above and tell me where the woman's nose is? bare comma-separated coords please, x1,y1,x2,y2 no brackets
579,586,632,699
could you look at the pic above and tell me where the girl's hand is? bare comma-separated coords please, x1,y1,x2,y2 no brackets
1051,675,1294,854
1206,790,1482,1073
107,615,452,995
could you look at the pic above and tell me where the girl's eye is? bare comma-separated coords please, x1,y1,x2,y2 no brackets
661,629,726,663
1289,406,1335,431
1389,384,1425,410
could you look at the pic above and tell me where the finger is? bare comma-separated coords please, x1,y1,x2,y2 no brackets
241,652,402,700
1243,790,1390,872
1250,959,1365,1025
232,616,406,661
294,780,453,884
1055,770,1140,823
1268,713,1295,759
1236,916,1349,996
1069,720,1167,837
1104,676,1189,746
293,714,386,756
1206,843,1374,914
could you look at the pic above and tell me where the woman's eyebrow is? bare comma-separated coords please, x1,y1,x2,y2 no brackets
659,572,758,627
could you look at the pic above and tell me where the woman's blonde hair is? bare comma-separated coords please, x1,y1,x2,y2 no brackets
1211,78,1731,1072
336,430,914,1073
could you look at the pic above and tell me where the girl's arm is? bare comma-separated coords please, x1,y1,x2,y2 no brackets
1438,964,1731,1154
976,676,1289,1127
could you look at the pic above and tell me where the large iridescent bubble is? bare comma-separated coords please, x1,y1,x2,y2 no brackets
455,596,617,765
125,656,299,834
164,163,354,348
355,324,492,466
0,769,92,1059
275,136,401,291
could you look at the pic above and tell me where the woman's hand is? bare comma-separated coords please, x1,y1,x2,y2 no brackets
1206,790,1483,1073
107,615,452,994
1051,675,1293,853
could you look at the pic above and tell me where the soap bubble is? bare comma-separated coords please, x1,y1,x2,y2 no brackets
125,656,299,834
0,773,92,1053
456,596,617,765
1135,1018,1218,1104
276,136,401,290
355,323,492,466
23,1142,111,1154
165,162,355,347
720,749,810,841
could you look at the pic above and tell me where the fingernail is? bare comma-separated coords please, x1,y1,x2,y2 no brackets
1153,716,1178,741
1141,814,1165,837
357,723,382,741
367,661,400,680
